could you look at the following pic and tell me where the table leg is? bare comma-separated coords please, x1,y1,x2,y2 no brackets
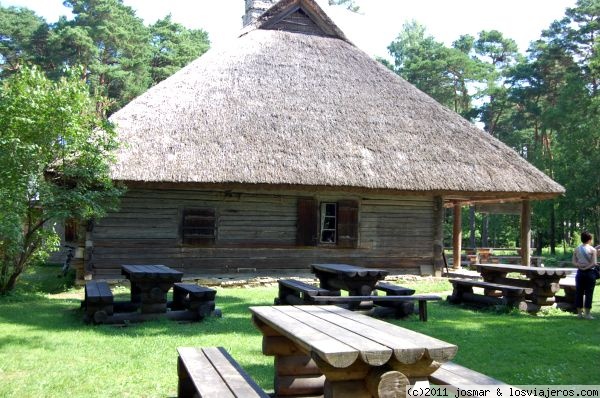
130,282,142,304
136,282,171,313
262,335,325,397
315,357,410,398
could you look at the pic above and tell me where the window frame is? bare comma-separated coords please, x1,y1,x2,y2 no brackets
180,208,216,247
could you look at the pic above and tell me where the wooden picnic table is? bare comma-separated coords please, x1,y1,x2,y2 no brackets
475,263,576,311
311,264,389,295
311,263,390,311
250,305,457,397
121,264,183,314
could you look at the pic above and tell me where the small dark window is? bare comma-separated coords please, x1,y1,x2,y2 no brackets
320,203,337,243
296,199,358,248
182,208,216,246
64,219,78,242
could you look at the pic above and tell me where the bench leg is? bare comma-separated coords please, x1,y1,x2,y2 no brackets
418,301,427,322
177,356,195,398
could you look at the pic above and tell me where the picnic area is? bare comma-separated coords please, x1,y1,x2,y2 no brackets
0,263,598,397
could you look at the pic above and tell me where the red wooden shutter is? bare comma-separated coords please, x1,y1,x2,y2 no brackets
337,200,359,248
182,208,216,246
296,197,318,246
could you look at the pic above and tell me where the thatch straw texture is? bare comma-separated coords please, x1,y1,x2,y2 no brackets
109,28,564,198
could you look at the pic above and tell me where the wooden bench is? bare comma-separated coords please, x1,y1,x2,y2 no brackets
275,279,340,305
375,281,415,296
375,282,417,318
429,361,510,390
83,280,114,324
307,294,441,321
177,347,269,398
447,278,532,311
172,283,218,319
555,275,576,312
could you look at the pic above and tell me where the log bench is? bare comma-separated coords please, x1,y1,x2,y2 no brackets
447,278,532,311
83,280,114,324
171,283,218,319
275,279,440,321
555,275,576,312
275,279,340,305
375,281,417,318
375,281,415,296
429,361,510,390
177,347,269,398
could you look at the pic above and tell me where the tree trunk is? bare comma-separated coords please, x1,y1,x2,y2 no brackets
549,201,556,255
469,206,476,248
482,214,489,247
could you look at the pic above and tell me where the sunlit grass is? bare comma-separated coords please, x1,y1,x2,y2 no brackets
0,265,598,397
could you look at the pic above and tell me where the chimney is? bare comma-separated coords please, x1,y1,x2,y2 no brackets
243,0,277,27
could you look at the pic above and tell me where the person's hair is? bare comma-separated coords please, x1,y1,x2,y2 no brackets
581,231,592,243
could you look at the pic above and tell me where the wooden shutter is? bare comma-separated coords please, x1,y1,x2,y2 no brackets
337,200,359,248
182,208,216,246
296,197,318,246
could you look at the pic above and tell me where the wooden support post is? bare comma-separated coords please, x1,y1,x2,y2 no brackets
453,203,462,269
520,200,531,267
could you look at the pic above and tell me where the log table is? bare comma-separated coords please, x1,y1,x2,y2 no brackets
310,263,389,310
250,305,457,398
121,264,183,314
474,263,576,312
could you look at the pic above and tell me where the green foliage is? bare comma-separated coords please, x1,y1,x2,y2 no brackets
47,0,152,113
386,1,600,248
149,15,210,85
0,1,211,114
386,21,488,119
0,66,123,294
0,6,48,76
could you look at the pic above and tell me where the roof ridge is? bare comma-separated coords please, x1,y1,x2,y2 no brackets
240,0,352,44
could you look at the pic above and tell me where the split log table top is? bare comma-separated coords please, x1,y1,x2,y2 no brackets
121,264,183,314
250,305,457,397
310,263,389,296
474,264,576,311
475,263,574,277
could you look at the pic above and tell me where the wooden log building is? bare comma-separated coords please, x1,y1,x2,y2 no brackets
76,0,564,281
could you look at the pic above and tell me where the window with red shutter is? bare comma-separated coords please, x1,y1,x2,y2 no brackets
296,197,318,246
297,198,359,248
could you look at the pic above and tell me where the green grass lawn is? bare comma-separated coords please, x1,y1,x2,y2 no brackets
0,265,599,397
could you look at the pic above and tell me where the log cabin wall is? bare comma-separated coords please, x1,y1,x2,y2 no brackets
87,188,436,279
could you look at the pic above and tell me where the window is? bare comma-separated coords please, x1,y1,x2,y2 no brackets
64,218,78,242
296,198,358,248
320,203,337,243
181,208,216,246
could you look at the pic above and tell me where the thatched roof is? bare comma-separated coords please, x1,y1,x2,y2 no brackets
109,0,564,202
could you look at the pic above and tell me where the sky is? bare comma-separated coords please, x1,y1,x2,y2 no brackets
1,0,577,59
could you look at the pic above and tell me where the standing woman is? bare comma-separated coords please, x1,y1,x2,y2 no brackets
572,231,597,319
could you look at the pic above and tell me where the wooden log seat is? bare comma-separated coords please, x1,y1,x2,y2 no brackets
307,294,442,322
429,361,510,390
172,283,218,319
177,347,269,398
555,275,576,312
447,278,532,311
375,282,416,296
375,281,417,318
83,280,114,324
275,279,340,305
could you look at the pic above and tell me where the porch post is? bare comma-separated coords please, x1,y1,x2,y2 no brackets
452,203,462,269
520,200,531,266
